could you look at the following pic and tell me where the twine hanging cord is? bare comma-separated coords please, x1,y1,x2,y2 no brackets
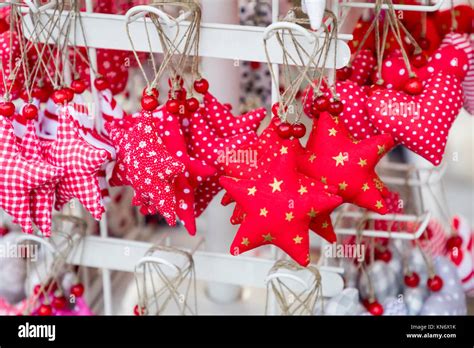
265,260,323,315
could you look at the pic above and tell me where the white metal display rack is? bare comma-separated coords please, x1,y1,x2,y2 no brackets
16,0,447,315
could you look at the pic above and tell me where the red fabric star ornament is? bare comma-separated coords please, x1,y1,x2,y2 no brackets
220,139,342,266
298,112,394,214
43,108,110,219
202,92,266,137
151,105,216,235
223,120,341,243
107,111,185,225
0,116,61,234
14,117,63,237
367,72,463,166
186,108,258,216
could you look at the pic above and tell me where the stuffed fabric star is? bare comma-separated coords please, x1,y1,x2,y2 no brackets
298,113,394,214
107,111,185,225
367,72,463,166
186,108,258,216
223,120,340,242
220,139,342,266
0,116,60,234
14,116,63,237
151,105,216,235
43,107,110,220
202,92,266,137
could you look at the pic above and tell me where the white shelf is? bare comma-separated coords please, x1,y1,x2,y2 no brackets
67,235,344,298
21,10,352,68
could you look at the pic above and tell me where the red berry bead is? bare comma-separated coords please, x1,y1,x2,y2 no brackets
271,117,282,127
427,275,443,292
337,66,352,80
419,38,430,50
367,300,384,316
194,78,209,94
403,77,423,95
328,100,344,116
314,95,330,112
94,77,109,91
37,304,53,316
446,235,463,250
63,87,74,102
271,102,280,117
404,272,420,288
33,284,43,296
142,87,159,99
291,123,306,138
52,89,68,104
70,283,85,298
22,104,38,120
411,53,428,68
276,122,292,139
52,295,68,310
141,95,159,111
186,97,199,113
223,103,232,111
166,99,180,114
71,79,87,94
376,249,392,263
0,101,15,117
134,304,146,316
249,61,261,70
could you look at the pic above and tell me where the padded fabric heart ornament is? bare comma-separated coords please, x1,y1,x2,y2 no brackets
379,45,469,90
367,72,463,165
440,32,474,115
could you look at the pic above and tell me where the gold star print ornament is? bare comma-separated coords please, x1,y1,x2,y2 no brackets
220,138,342,266
298,112,395,214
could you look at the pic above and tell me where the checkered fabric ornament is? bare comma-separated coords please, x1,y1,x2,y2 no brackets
367,72,463,166
151,105,216,235
42,107,110,220
220,139,342,266
0,116,61,234
13,114,63,237
358,260,399,303
107,110,185,225
298,112,394,214
322,288,365,315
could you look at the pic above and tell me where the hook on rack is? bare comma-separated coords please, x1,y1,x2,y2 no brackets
125,5,190,28
263,21,317,44
14,234,57,255
23,0,59,14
